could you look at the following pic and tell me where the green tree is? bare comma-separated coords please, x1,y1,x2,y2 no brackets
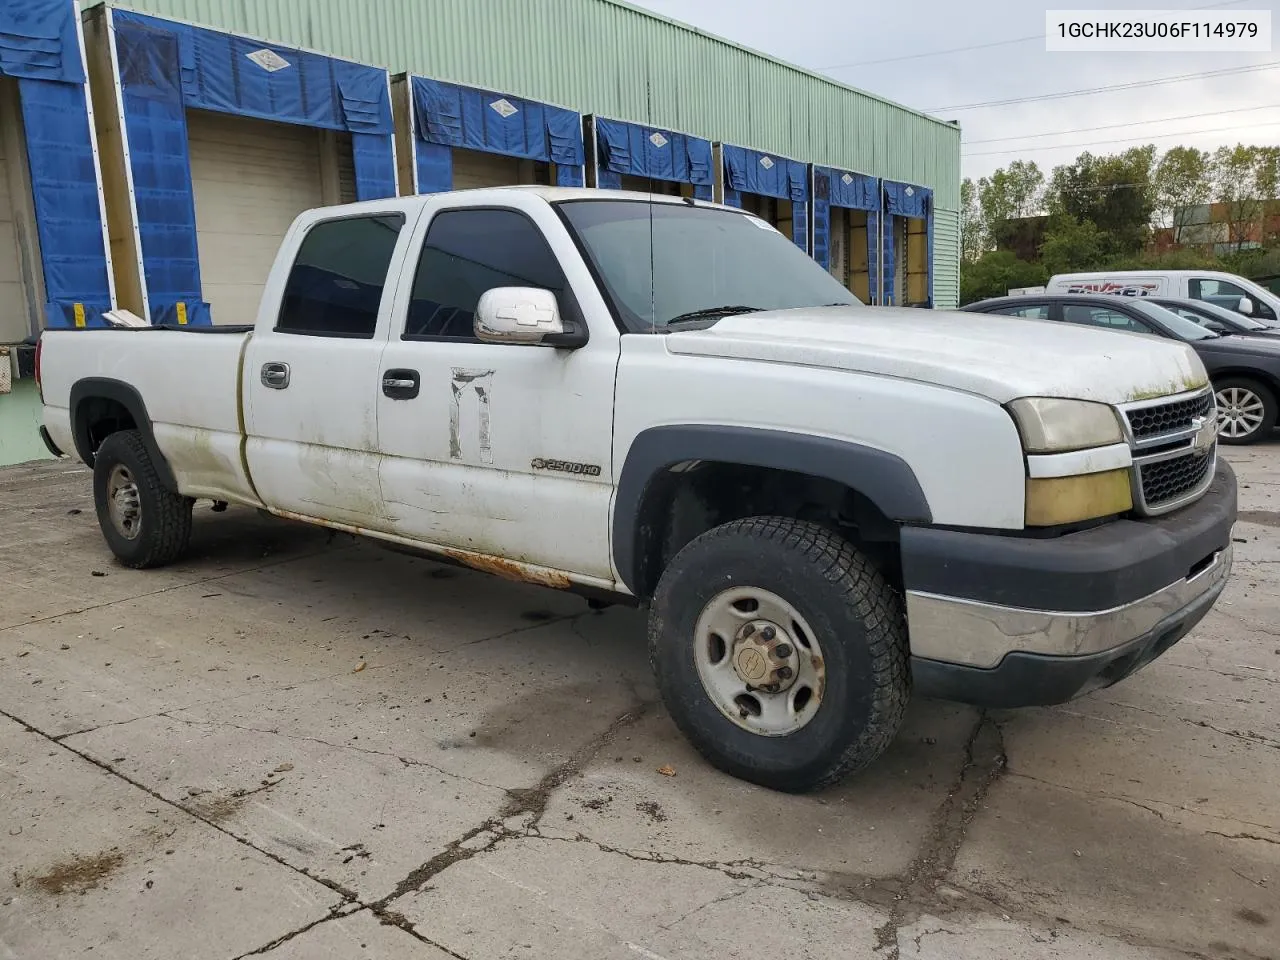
1039,216,1108,275
960,177,985,262
1152,146,1211,244
977,160,1045,228
959,250,1048,305
1047,146,1156,255
1210,144,1276,253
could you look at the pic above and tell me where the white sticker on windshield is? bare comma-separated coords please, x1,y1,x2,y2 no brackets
747,216,777,231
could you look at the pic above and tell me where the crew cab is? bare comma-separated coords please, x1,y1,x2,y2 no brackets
38,188,1237,792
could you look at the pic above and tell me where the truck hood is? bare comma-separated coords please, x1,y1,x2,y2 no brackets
665,306,1208,405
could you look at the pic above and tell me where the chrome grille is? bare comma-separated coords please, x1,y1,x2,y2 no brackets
1124,391,1213,442
1119,387,1217,516
1140,452,1214,508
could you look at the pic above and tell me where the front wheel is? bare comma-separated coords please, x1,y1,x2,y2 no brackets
1215,378,1277,445
93,430,193,568
648,517,910,793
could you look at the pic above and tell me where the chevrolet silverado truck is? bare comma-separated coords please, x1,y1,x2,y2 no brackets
37,188,1237,792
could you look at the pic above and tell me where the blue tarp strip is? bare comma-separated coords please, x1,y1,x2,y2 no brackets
556,164,583,187
0,0,84,84
114,16,205,323
411,76,584,170
883,179,931,219
594,118,712,186
19,78,114,328
721,145,808,202
883,214,896,306
598,169,621,190
416,141,453,194
868,210,880,305
352,132,397,201
114,11,393,136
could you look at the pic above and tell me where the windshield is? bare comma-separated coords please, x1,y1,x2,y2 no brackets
1162,300,1269,330
557,200,859,332
1127,300,1221,341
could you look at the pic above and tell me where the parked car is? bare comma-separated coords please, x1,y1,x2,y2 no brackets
1046,270,1280,323
37,189,1236,792
964,293,1280,444
1147,297,1280,338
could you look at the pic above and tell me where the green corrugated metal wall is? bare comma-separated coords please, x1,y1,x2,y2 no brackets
85,0,961,305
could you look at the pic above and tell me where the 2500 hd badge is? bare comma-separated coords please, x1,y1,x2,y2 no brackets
531,458,602,477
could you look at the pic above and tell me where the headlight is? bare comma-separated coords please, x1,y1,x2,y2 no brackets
1007,397,1124,453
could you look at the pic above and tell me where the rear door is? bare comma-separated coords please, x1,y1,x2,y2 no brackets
243,207,415,529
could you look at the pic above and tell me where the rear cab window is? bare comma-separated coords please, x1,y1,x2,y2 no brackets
276,214,405,338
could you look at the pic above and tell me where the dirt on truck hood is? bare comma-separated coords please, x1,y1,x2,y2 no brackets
664,305,1208,405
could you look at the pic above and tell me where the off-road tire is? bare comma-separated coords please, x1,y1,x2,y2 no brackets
93,430,193,568
648,516,910,792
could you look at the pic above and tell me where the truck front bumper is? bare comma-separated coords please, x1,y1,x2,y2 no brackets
902,460,1236,708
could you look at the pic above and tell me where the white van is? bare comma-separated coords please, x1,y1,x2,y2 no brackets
1046,270,1280,324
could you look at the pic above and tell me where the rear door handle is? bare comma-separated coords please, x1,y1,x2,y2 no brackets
261,362,290,389
382,368,420,400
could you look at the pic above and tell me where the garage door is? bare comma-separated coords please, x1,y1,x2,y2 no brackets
0,79,34,343
452,148,522,190
188,110,329,325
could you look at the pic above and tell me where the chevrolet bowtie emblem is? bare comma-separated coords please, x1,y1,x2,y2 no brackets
1189,415,1217,457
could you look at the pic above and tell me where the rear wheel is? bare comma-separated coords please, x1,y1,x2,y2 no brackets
93,430,193,568
648,516,910,793
1215,378,1277,445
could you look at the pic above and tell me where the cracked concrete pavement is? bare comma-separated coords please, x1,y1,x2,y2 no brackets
1,446,1278,960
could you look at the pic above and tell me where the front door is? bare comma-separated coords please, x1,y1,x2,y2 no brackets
243,209,411,530
375,201,618,582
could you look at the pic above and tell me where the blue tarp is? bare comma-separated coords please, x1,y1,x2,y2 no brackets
721,145,808,252
593,118,713,200
881,180,933,307
112,11,397,323
411,76,584,193
1,1,113,328
0,0,84,84
811,165,880,303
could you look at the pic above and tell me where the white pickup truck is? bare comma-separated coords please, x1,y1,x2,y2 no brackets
38,188,1237,792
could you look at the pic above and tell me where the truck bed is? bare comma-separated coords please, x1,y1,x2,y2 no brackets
40,326,258,505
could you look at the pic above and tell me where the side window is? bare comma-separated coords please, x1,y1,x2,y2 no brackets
990,303,1049,320
1063,305,1151,334
1188,277,1271,318
276,215,404,338
404,208,568,341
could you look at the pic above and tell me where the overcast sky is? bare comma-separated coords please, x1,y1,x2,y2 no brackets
631,0,1280,183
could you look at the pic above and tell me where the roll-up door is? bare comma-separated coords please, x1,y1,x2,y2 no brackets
452,148,522,190
187,110,328,325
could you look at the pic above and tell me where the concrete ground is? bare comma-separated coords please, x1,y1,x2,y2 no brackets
0,448,1277,960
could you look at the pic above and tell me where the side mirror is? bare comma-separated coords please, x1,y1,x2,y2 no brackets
475,287,580,347
1237,296,1254,316
1203,320,1228,334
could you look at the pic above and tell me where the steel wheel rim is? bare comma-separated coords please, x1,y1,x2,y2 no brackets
693,586,826,737
1216,386,1266,438
106,464,142,541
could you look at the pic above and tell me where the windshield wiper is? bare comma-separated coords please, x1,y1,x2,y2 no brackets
665,305,764,327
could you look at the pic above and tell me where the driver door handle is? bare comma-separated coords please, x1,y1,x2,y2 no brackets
382,368,421,400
